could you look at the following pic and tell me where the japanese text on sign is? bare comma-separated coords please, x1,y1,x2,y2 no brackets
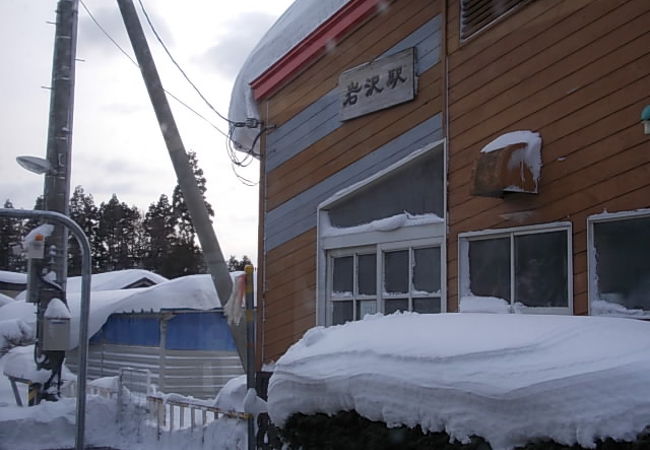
339,47,416,121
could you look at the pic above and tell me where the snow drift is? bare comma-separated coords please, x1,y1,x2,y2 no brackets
268,313,650,450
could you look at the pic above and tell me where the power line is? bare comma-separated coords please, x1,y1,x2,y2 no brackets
79,0,230,139
80,0,262,185
136,0,236,126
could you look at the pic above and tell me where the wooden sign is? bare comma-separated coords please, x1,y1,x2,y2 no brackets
339,47,417,121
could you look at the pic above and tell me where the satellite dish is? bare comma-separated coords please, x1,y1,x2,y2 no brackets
16,156,54,175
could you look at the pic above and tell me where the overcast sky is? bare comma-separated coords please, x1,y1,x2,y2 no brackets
0,0,295,263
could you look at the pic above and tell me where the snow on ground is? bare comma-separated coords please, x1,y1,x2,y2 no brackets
0,352,248,450
268,312,650,450
0,293,14,307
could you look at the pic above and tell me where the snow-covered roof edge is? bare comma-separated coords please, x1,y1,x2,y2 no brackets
229,0,379,157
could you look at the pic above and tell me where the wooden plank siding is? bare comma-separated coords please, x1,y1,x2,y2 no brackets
446,0,650,313
263,0,441,128
257,0,444,362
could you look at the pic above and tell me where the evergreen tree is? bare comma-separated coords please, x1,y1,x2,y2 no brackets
96,194,143,271
169,151,213,275
24,196,44,231
68,186,100,276
0,199,25,272
142,194,177,277
227,255,252,272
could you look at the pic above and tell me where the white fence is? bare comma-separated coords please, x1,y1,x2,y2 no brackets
86,367,249,438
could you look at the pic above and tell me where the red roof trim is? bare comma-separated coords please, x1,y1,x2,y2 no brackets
251,0,383,101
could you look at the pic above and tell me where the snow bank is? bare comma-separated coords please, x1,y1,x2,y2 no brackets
0,270,26,285
459,296,511,313
591,299,648,318
229,0,349,155
268,313,650,450
0,293,14,307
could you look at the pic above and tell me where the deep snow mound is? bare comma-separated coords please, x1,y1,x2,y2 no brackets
268,313,650,450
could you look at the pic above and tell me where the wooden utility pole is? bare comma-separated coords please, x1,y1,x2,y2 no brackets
116,0,247,365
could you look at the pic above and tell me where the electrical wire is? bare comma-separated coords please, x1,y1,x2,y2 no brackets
136,0,236,125
81,0,263,184
79,0,231,140
135,0,269,166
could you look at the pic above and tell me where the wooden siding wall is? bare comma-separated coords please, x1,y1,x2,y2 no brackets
446,0,650,313
260,0,444,362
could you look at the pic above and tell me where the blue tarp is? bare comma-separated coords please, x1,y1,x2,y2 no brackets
90,311,236,351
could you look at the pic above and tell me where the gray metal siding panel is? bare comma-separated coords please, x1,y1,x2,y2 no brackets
67,344,243,399
265,114,442,250
265,15,442,172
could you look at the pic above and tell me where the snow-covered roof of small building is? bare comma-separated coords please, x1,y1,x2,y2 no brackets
228,0,349,156
269,312,650,450
65,269,168,292
0,271,26,286
0,274,235,350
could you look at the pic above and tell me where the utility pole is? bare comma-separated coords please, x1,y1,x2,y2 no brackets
27,0,79,404
116,0,245,365
44,0,78,286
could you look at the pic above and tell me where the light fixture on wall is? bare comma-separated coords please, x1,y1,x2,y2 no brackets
642,105,650,135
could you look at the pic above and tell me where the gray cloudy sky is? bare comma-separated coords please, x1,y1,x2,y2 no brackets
0,0,294,262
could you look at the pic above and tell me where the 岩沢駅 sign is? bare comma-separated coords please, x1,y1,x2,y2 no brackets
339,47,417,121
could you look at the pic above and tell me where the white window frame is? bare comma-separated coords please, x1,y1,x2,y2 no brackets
326,237,445,325
587,208,650,318
458,221,573,315
316,139,447,326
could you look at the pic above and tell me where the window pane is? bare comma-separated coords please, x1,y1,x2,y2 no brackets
358,254,377,295
413,298,440,314
332,256,353,295
332,301,353,325
594,217,650,310
385,298,408,315
469,238,511,301
384,250,409,294
514,231,568,307
357,299,377,319
413,247,441,294
327,149,444,227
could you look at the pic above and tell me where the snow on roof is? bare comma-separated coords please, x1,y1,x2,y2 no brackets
65,269,168,292
228,0,349,156
0,274,234,350
0,271,26,285
268,312,650,450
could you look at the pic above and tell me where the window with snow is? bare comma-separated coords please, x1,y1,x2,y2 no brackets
329,242,442,325
461,0,530,40
460,224,571,313
589,212,650,317
327,147,444,228
319,142,446,326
